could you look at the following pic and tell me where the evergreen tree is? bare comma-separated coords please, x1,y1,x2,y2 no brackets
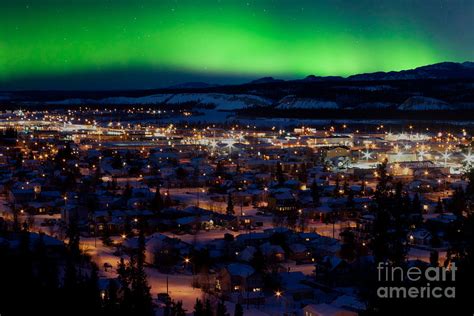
343,180,349,194
430,250,439,267
370,160,406,265
435,197,444,214
12,206,20,232
101,223,113,246
449,187,466,217
174,301,186,316
333,177,340,197
176,166,188,182
194,298,204,316
298,162,308,183
164,190,172,207
374,160,391,201
286,210,298,229
66,215,81,259
85,264,101,311
339,229,356,262
117,257,129,287
298,210,308,232
311,180,320,206
346,189,355,210
465,168,474,196
15,151,23,168
151,188,165,212
204,299,212,316
226,192,234,215
412,193,422,214
117,257,132,313
276,161,285,185
394,181,403,201
216,161,225,176
63,257,78,297
130,228,154,316
250,248,267,273
105,279,119,314
123,182,133,200
217,300,229,316
234,303,244,316
111,154,123,169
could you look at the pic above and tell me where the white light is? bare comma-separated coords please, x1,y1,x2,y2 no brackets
361,149,372,161
417,150,427,161
441,150,451,166
463,149,474,165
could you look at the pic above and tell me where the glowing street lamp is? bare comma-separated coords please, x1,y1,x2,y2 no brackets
361,149,373,161
441,149,451,167
395,151,403,161
417,150,427,161
463,149,474,166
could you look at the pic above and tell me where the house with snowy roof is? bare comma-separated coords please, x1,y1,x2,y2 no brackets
217,263,263,295
303,303,358,316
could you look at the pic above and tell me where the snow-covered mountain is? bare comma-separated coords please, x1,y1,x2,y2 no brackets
248,77,285,84
276,96,339,109
47,94,173,105
398,96,452,111
164,93,271,110
46,93,271,110
358,102,394,109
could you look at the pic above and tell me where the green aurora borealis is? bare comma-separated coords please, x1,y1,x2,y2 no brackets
1,0,473,89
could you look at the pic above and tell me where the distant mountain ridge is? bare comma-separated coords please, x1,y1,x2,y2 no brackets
249,61,474,83
133,61,474,89
4,61,474,117
347,61,474,81
166,82,217,89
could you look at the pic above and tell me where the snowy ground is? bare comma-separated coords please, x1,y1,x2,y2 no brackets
80,237,204,313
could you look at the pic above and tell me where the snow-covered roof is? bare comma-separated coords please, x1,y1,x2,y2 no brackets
227,263,255,277
304,303,357,316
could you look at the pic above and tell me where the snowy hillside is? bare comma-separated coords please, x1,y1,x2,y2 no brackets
165,93,271,110
276,96,339,109
47,94,173,105
100,94,173,104
358,102,393,109
398,96,452,111
46,93,271,110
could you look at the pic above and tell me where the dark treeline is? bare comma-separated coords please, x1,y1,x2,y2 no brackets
360,162,474,315
0,221,154,316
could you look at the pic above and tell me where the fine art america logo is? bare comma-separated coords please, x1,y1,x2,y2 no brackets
377,262,456,299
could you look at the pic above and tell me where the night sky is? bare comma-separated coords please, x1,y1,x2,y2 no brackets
1,0,473,90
